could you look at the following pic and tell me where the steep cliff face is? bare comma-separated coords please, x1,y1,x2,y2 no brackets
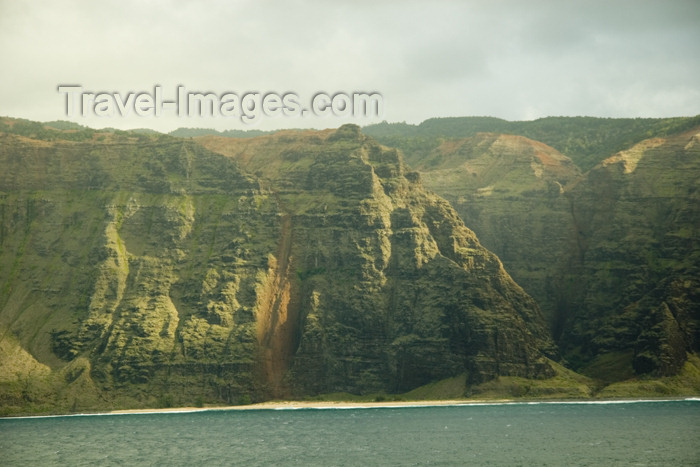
413,126,700,381
0,128,280,408
199,126,557,394
415,134,581,327
0,121,557,412
562,128,700,377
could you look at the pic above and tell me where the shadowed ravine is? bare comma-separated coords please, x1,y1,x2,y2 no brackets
1,118,699,415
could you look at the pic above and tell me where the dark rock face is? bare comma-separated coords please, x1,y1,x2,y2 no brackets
415,134,582,328
633,302,688,376
414,127,700,379
560,130,700,376
0,121,556,410
0,130,274,406
199,126,557,395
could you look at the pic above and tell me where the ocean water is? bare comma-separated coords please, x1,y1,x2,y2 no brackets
1,400,698,466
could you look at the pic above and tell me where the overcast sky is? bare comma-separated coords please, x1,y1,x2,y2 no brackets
1,0,699,132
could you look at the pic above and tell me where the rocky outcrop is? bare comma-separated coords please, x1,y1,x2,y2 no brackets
0,121,557,412
0,129,276,408
415,134,581,328
414,126,700,379
198,127,558,394
561,128,700,376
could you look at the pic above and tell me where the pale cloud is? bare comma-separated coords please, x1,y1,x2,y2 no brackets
1,0,698,131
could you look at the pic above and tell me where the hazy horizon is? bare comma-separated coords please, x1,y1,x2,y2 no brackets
1,0,699,132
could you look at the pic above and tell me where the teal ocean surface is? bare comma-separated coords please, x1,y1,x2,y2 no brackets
1,400,698,466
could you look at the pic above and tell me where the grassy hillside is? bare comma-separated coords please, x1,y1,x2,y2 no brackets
364,115,700,171
0,120,559,415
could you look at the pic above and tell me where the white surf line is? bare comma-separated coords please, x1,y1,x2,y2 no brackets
2,397,697,420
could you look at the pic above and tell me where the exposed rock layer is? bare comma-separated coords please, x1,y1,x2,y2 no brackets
413,127,700,379
0,120,556,410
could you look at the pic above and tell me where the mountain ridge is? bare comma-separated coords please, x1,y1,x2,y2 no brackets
364,115,700,171
1,117,699,414
0,119,572,414
408,122,700,384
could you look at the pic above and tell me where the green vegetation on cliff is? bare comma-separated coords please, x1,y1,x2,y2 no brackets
0,119,559,415
1,116,699,415
0,125,275,413
364,115,700,171
399,121,700,387
561,129,700,378
413,133,581,327
198,125,558,397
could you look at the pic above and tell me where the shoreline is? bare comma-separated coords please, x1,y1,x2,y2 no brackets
3,396,697,419
106,398,508,415
103,395,699,416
